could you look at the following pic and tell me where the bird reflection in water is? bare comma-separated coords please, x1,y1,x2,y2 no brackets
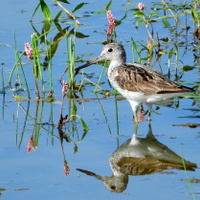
77,124,197,193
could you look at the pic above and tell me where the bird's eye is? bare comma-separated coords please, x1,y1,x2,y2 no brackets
108,48,113,52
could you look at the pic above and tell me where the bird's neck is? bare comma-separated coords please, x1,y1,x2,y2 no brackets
110,59,125,68
107,60,124,80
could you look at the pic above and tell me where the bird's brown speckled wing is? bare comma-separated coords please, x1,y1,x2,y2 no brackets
115,64,194,95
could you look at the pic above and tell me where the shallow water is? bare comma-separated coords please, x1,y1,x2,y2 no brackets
0,0,200,200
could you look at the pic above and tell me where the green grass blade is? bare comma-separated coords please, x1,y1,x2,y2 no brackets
72,3,88,13
55,0,70,4
31,2,40,20
1,68,5,94
80,118,90,132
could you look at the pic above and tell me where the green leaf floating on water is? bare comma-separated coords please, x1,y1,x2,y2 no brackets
133,11,145,17
0,188,7,191
13,96,26,99
182,65,195,72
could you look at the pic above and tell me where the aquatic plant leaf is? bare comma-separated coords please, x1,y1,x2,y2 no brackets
31,2,40,20
44,96,54,102
40,0,52,21
105,0,112,11
54,10,63,21
0,43,12,47
149,11,158,18
168,47,175,59
80,118,90,132
13,96,25,99
74,144,78,153
191,8,199,25
162,18,171,27
69,28,89,38
42,21,52,37
72,3,88,13
81,130,89,141
182,65,195,72
120,13,127,21
55,0,70,4
133,11,145,17
93,10,105,15
0,188,7,191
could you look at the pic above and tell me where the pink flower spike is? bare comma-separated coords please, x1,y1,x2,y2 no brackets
138,2,145,12
137,107,145,123
48,91,53,97
64,160,70,176
106,10,116,27
62,80,68,97
24,43,33,60
106,10,116,35
27,136,35,153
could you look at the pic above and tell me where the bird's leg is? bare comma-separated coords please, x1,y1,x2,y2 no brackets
146,103,152,122
147,110,151,122
146,119,154,139
129,101,140,136
133,111,139,136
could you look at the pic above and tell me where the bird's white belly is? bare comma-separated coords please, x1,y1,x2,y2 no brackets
116,86,183,103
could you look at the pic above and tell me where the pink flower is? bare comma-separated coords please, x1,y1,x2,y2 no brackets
137,107,145,123
24,43,33,60
64,160,70,176
48,91,53,97
27,136,35,152
62,80,68,97
106,10,116,35
138,2,145,12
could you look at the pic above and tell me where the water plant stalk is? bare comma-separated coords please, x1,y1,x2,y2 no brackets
67,37,76,90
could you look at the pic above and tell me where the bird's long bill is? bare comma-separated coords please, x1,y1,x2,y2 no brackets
76,168,103,181
74,56,101,76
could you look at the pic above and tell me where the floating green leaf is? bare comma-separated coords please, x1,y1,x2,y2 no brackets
93,10,105,15
0,43,12,47
162,18,171,27
133,11,145,17
13,96,25,99
0,188,7,191
69,28,89,38
182,65,195,72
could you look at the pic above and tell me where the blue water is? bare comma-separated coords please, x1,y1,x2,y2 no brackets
0,0,199,200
